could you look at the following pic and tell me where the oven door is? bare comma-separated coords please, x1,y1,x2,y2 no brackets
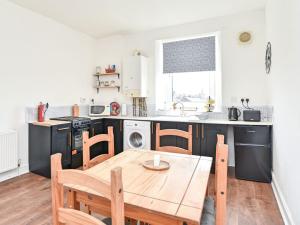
71,127,89,168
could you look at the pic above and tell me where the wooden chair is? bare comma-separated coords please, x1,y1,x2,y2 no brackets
51,153,124,225
201,134,228,225
155,123,192,155
83,126,114,170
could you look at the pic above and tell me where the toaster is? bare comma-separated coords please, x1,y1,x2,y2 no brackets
243,110,261,122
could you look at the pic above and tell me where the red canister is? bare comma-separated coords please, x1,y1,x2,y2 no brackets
38,102,45,122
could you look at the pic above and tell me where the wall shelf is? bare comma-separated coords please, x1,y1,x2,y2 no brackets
94,72,120,78
93,71,121,93
94,85,120,93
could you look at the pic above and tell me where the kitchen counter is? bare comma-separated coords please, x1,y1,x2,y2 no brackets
31,120,70,127
88,116,273,126
30,116,272,127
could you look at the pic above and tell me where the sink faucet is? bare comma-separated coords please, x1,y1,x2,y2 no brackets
173,102,185,116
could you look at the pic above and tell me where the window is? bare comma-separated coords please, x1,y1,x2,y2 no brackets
155,33,221,112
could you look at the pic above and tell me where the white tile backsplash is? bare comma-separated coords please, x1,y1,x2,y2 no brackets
25,105,90,123
25,104,273,122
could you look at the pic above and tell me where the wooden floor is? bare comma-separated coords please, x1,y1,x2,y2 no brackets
0,172,283,225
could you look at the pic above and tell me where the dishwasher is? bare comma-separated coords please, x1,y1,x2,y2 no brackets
234,126,272,183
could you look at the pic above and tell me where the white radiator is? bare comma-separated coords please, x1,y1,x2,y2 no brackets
0,130,18,173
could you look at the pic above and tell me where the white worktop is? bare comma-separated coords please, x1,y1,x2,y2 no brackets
31,115,272,127
88,115,273,126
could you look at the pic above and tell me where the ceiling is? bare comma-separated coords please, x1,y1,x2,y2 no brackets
9,0,267,38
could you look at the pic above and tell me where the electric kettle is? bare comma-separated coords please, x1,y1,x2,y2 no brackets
228,107,241,121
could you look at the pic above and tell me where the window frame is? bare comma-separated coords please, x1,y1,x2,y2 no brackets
155,32,222,113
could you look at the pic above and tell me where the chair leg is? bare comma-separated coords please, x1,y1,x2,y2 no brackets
67,190,80,210
81,203,91,215
129,219,138,225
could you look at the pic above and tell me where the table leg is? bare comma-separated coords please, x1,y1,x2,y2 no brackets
67,189,80,209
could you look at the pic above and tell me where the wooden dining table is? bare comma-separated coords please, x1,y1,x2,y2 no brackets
66,149,212,225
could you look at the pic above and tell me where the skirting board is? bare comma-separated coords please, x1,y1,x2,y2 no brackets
271,172,295,225
0,164,29,182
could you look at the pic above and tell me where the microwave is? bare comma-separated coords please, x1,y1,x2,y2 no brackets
89,105,110,116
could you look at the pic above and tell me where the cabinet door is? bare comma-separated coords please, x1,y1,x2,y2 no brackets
104,119,123,155
176,123,201,155
51,124,72,168
29,124,52,178
90,119,105,159
154,121,177,149
201,124,227,172
152,121,201,155
192,124,201,156
150,121,156,150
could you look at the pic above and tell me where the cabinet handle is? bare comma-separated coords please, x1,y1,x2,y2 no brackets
92,128,95,136
151,122,153,134
93,122,102,125
201,124,204,140
196,124,199,139
235,143,266,147
120,120,122,132
247,130,256,133
68,132,71,147
57,127,70,131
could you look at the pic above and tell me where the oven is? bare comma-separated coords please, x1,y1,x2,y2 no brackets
71,127,90,168
51,117,91,168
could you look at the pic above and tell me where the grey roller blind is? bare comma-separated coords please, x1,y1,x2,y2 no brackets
163,36,216,73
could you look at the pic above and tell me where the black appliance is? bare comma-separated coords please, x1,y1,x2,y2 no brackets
243,110,261,122
51,116,91,168
234,126,272,183
228,107,241,121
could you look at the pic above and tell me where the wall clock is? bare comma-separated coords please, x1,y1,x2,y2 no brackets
265,42,272,74
239,32,252,44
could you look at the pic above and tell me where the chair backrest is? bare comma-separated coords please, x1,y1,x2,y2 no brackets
51,153,124,225
215,134,225,192
155,123,192,155
83,126,114,170
215,135,228,225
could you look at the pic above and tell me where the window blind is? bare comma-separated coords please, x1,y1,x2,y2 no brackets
163,36,216,74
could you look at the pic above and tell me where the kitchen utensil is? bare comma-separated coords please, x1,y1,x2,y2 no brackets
72,104,79,117
228,106,241,121
121,104,127,116
110,102,120,116
38,102,49,122
243,110,261,122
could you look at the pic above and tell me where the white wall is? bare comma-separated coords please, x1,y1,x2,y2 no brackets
0,0,95,181
266,0,300,224
95,10,268,107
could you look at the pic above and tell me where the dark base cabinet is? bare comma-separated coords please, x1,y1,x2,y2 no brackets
150,121,201,155
90,119,106,159
234,126,272,183
201,124,228,173
103,119,123,155
235,144,271,182
29,123,71,178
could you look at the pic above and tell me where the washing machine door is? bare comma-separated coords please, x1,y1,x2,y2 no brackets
128,131,145,149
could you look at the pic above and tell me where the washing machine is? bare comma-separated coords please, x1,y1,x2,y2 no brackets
123,120,151,150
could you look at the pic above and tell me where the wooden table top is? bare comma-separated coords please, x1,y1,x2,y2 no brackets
76,149,212,224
